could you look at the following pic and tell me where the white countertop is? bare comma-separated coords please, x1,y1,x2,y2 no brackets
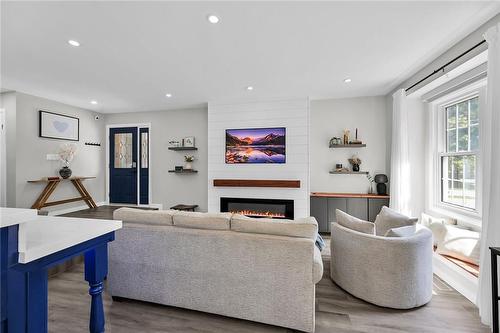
17,216,122,264
0,207,38,228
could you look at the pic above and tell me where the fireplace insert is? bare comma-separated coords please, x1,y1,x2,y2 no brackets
220,197,294,219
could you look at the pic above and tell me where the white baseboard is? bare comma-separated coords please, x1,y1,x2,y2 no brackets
147,203,163,210
433,252,478,304
48,201,107,216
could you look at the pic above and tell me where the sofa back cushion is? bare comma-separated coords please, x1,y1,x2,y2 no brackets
230,214,318,239
173,211,231,230
335,209,375,235
113,207,175,225
374,206,418,236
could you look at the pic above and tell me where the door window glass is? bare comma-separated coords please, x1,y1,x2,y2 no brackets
114,133,133,168
141,132,149,168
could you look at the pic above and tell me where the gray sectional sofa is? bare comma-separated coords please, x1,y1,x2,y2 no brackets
108,208,323,333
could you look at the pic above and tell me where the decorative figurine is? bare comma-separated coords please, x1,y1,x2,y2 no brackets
343,129,350,145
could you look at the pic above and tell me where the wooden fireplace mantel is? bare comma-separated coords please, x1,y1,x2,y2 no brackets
213,179,301,188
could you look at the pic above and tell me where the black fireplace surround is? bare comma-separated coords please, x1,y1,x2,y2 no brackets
220,197,294,219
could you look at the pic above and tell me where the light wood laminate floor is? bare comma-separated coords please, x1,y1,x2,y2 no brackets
47,206,489,333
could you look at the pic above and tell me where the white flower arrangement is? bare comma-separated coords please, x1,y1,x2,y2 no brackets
58,143,77,166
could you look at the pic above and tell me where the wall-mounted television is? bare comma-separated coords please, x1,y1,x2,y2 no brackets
225,127,286,164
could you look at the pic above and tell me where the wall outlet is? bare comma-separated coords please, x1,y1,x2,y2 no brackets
46,154,59,161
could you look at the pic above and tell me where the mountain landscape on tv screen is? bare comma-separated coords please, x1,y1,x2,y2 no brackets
225,128,286,164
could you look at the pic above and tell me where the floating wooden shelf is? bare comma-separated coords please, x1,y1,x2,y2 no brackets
213,179,300,188
168,147,198,151
329,171,369,175
168,169,198,173
329,144,366,148
311,192,390,199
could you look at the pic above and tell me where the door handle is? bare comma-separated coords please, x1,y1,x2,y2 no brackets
132,161,137,168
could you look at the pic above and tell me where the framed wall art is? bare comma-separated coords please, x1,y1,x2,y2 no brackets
39,110,79,141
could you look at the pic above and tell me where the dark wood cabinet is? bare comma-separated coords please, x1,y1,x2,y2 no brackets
368,198,389,222
310,197,328,232
310,193,390,233
326,198,347,232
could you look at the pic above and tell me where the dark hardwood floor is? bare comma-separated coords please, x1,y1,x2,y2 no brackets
48,206,489,333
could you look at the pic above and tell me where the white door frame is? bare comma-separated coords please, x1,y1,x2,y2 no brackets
0,108,6,207
106,123,152,206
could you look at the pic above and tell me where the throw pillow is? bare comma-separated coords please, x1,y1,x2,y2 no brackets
374,206,418,236
335,209,375,235
436,225,480,265
384,225,416,237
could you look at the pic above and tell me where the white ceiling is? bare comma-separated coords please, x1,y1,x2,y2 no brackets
1,1,499,113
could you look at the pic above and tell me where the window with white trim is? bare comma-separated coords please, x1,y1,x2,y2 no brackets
440,96,479,210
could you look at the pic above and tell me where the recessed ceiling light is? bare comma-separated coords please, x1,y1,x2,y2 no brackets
68,40,80,47
90,100,98,105
207,15,220,24
246,86,254,91
165,93,172,98
344,78,352,83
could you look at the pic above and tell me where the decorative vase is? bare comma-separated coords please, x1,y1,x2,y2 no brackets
368,184,374,194
377,183,387,195
184,162,192,170
352,164,360,172
59,166,72,179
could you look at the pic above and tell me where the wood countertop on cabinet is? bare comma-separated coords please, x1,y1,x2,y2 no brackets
311,192,390,199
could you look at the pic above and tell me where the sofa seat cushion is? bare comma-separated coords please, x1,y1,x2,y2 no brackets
230,214,318,239
113,207,175,225
335,209,375,235
173,211,232,230
374,206,418,236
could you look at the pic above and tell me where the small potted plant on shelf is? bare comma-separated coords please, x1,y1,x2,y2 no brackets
184,155,194,170
348,155,361,172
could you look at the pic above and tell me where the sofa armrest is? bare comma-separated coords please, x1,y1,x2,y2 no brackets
313,246,323,284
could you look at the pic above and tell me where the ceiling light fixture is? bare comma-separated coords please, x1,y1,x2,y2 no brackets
246,86,254,91
90,100,98,105
165,93,172,98
344,78,352,83
68,40,80,47
207,15,220,24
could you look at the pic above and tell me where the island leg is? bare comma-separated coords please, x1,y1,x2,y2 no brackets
84,244,108,333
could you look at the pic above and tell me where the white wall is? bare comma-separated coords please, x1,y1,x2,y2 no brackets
0,92,17,207
208,99,310,218
104,108,208,211
310,96,389,193
14,92,106,212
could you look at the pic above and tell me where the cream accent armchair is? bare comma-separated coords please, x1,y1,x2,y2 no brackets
330,222,433,309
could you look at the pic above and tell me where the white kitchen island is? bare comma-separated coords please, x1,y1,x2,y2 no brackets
0,208,122,333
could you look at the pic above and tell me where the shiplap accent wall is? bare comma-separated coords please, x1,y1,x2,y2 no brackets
207,98,310,218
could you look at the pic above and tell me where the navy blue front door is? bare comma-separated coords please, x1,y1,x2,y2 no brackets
109,127,138,204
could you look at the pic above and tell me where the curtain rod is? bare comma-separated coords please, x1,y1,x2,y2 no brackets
405,39,487,93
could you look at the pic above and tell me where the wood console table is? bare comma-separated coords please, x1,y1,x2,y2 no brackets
28,177,97,210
